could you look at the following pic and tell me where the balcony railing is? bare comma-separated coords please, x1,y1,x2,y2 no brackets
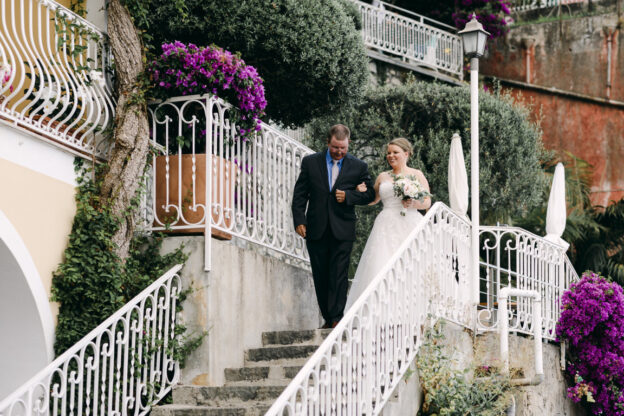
510,0,587,12
0,0,114,159
0,265,183,416
349,0,463,79
477,226,579,340
145,95,312,269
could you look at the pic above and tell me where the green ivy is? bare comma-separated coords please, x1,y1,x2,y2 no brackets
51,158,190,356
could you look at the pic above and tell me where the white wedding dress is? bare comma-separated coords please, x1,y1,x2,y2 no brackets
345,181,424,311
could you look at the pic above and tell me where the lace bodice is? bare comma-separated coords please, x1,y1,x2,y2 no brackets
379,181,402,210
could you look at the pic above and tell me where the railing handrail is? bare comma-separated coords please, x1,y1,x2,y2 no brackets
369,0,458,32
0,263,183,413
266,202,473,415
479,224,571,252
41,0,107,36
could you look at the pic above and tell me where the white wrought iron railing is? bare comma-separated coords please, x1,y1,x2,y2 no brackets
266,202,474,415
146,95,312,269
0,264,183,416
477,226,579,341
510,0,586,12
349,0,463,79
0,0,114,159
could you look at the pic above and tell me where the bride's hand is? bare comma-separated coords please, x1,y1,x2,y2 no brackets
356,182,367,192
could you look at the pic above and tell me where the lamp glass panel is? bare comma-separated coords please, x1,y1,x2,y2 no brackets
476,31,488,57
462,32,478,55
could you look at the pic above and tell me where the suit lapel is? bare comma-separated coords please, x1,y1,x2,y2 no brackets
317,150,330,191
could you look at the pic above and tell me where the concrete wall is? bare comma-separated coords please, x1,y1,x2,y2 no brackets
481,11,624,206
160,236,320,386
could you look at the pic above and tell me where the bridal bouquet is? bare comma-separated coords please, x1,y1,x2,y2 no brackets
392,174,431,216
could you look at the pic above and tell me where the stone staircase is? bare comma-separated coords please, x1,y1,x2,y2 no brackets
152,329,331,416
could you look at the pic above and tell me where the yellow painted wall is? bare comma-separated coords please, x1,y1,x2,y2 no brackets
0,158,75,320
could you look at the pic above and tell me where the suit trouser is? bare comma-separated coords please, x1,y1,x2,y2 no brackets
306,224,353,323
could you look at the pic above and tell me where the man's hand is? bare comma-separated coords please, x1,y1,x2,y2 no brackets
335,189,346,203
296,224,307,238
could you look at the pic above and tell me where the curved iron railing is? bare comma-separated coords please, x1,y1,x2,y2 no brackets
477,226,579,340
0,0,114,159
145,95,312,267
0,265,183,416
265,203,473,415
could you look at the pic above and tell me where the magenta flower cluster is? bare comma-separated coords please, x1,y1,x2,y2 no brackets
556,271,624,415
148,42,267,139
452,0,512,39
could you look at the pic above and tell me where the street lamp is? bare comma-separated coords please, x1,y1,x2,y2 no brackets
458,16,489,310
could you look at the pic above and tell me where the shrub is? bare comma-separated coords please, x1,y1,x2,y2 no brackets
147,42,267,140
140,0,369,127
417,321,513,415
556,271,624,414
306,81,547,275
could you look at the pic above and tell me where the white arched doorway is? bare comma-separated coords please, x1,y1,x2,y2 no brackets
0,210,54,400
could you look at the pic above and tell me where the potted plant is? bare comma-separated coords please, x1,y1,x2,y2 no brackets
147,42,267,237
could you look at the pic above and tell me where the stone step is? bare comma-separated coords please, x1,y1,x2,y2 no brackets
261,329,331,346
245,344,318,362
152,403,271,416
224,365,303,382
173,385,285,406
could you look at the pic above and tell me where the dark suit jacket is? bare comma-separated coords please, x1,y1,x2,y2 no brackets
292,151,376,241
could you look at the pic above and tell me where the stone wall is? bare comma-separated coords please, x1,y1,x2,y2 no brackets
481,9,624,206
161,236,320,386
476,332,586,416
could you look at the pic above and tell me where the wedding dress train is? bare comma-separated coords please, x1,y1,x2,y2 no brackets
345,181,424,311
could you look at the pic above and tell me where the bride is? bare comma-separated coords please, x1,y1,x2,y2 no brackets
345,138,431,311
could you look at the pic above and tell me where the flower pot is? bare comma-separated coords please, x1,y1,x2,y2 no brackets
154,153,236,240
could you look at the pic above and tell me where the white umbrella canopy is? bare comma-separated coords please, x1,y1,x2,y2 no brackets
448,133,469,217
544,162,569,249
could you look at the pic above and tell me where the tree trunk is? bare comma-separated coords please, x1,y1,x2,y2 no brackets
100,0,150,260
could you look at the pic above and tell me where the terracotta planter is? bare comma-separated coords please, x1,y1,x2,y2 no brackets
154,154,236,240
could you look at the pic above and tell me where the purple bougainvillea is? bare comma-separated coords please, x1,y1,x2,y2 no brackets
452,0,512,39
148,42,267,140
556,271,624,415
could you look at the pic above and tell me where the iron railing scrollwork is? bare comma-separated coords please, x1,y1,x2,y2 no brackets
145,95,312,265
476,226,579,340
0,265,183,416
265,203,473,415
0,0,114,159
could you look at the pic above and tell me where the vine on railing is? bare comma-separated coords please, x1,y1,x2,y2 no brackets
0,265,183,416
266,203,473,415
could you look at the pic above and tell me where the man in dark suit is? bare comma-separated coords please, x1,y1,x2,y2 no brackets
292,124,376,328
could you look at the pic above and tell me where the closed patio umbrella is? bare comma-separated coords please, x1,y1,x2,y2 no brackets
544,162,569,249
448,133,469,218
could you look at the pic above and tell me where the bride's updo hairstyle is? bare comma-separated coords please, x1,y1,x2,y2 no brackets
387,137,412,158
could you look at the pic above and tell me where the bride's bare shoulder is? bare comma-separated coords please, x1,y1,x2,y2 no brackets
376,171,392,182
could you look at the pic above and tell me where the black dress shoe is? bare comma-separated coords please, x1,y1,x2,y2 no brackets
321,322,332,329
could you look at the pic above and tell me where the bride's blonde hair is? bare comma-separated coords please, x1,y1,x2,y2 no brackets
387,137,412,158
